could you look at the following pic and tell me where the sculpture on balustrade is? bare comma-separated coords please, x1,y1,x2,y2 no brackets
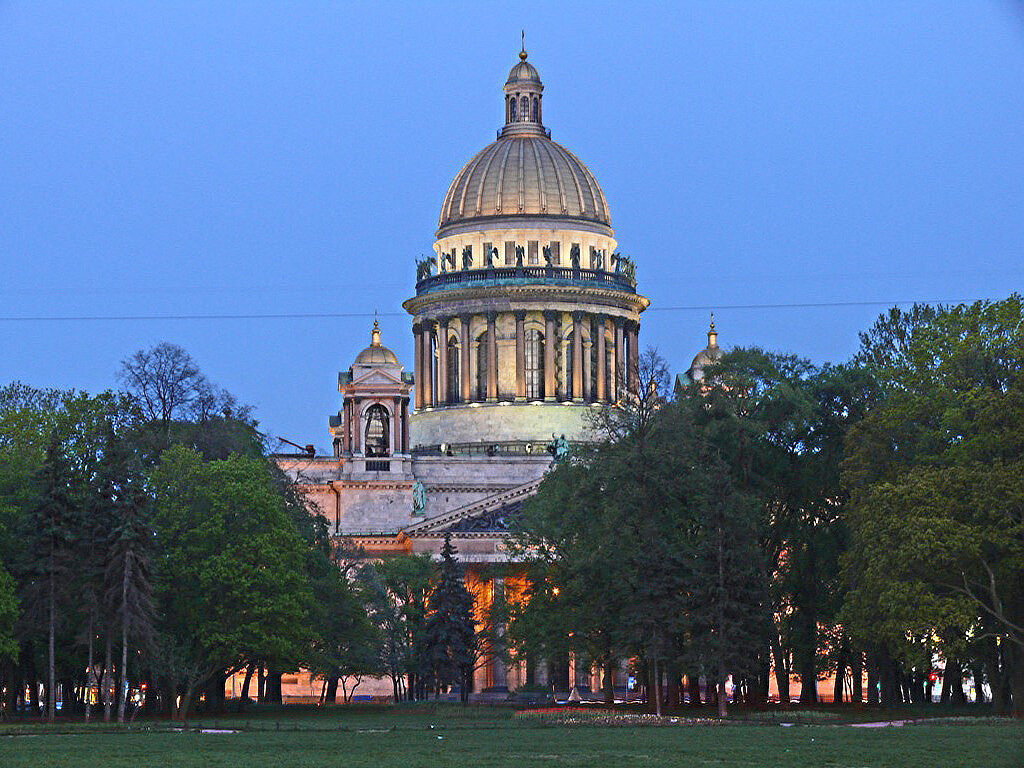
542,245,553,267
592,249,604,271
462,246,473,271
515,245,525,268
611,253,636,280
415,256,434,281
570,243,581,269
486,246,498,268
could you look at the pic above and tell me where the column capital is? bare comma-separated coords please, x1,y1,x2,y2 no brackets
486,310,498,323
412,322,423,334
571,310,586,321
514,310,528,322
543,309,559,322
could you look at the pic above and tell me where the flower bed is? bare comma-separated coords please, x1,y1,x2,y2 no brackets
514,708,724,727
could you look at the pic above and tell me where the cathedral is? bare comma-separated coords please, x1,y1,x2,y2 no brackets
276,47,719,699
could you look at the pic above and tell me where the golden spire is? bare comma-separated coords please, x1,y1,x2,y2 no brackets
707,312,718,348
520,30,527,60
371,313,381,347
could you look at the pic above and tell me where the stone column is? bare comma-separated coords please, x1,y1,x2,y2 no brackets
437,316,449,405
392,398,401,457
628,321,640,397
460,314,472,403
614,318,626,402
343,399,351,455
514,311,526,401
486,312,498,402
571,312,584,402
595,315,607,403
490,577,508,691
543,310,557,401
421,321,434,408
413,323,423,410
582,339,592,402
353,400,361,454
401,400,410,453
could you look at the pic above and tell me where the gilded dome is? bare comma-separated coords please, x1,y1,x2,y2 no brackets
437,49,611,236
439,137,611,232
687,317,723,382
354,321,399,365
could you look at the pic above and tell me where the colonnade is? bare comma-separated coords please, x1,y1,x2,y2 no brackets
413,311,639,410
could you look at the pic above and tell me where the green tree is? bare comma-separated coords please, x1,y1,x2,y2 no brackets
150,446,312,719
21,436,77,722
842,296,1024,713
422,534,477,701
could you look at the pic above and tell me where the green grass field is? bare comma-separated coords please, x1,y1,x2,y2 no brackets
0,706,1019,768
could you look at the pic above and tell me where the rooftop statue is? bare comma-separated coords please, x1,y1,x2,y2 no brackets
416,256,434,281
462,246,473,271
542,245,552,267
515,245,525,267
570,243,580,269
486,246,498,268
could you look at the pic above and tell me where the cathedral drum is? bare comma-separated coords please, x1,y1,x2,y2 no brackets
404,46,649,452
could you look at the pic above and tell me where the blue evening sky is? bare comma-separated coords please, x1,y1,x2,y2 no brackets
2,2,1023,451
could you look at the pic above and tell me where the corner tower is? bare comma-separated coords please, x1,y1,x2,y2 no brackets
404,49,650,452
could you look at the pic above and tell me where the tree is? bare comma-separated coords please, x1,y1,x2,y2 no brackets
363,554,433,700
21,436,77,722
150,446,312,719
117,342,255,453
422,535,477,701
841,296,1024,714
95,421,155,723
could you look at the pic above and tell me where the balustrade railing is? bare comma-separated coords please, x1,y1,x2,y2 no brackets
415,265,636,296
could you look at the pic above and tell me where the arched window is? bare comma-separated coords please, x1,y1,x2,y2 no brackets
364,404,389,457
509,98,517,122
532,96,538,121
520,96,529,122
525,329,544,400
447,337,460,403
476,332,489,401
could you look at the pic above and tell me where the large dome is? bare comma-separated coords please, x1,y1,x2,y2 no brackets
437,50,611,236
438,136,611,232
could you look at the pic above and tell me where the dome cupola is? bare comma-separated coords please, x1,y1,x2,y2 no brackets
502,41,545,138
354,319,399,366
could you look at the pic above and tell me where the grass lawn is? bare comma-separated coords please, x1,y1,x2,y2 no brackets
0,707,1019,767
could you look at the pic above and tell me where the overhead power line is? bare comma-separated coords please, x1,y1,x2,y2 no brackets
0,298,983,323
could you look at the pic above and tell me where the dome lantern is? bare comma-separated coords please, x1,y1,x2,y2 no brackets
502,39,545,138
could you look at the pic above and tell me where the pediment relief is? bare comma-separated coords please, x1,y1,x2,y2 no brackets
351,368,403,388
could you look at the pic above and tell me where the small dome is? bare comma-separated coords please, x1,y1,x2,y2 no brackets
506,59,541,85
687,316,722,382
354,320,399,365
